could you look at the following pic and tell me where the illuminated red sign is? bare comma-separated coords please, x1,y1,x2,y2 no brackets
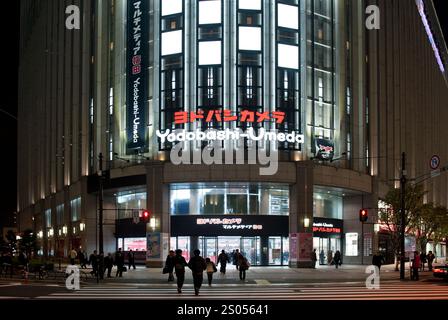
312,226,341,234
174,110,285,125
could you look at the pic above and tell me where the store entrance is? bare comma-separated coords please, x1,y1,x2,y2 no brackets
199,236,260,265
313,236,341,265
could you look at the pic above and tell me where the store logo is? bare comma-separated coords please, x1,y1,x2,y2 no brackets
365,5,380,30
65,5,80,30
365,265,380,290
65,265,80,290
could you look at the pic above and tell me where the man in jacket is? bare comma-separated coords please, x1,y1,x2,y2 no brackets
104,253,114,278
188,249,207,296
217,250,230,274
173,249,187,293
128,249,136,270
115,248,125,277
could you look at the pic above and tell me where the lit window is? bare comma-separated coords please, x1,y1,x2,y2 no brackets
161,0,183,16
199,0,221,25
277,4,298,29
239,0,261,10
239,27,261,51
278,44,299,69
198,41,222,65
161,30,183,56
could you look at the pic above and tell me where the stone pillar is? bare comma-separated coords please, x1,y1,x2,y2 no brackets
289,161,314,268
146,162,170,267
260,236,269,266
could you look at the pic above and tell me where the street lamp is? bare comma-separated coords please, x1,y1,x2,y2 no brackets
303,218,310,228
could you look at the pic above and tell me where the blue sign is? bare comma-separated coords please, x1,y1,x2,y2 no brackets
430,155,440,170
126,0,149,154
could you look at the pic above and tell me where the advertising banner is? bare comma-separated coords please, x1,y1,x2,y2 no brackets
314,138,334,161
126,0,149,154
289,233,298,263
146,232,161,260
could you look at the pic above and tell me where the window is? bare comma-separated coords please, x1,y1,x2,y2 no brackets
277,4,299,29
278,44,299,69
162,30,183,56
56,204,64,226
45,209,52,228
313,191,342,219
198,41,222,65
116,191,147,219
70,198,81,222
161,0,183,16
239,27,261,51
345,233,358,256
198,0,221,25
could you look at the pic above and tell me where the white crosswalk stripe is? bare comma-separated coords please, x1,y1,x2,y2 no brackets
34,283,448,300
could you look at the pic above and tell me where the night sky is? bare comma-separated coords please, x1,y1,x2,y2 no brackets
0,1,447,229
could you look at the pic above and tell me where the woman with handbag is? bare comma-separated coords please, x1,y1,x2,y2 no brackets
164,250,175,281
205,258,217,286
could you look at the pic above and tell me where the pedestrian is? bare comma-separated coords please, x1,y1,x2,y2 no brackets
69,248,77,265
319,250,325,265
98,252,105,280
173,249,187,293
164,250,175,282
78,250,86,269
327,249,333,265
411,251,421,280
217,249,230,274
188,249,207,296
128,249,136,270
372,252,384,271
233,249,241,270
115,248,125,277
333,250,341,269
419,252,426,271
89,250,99,277
205,258,217,286
104,253,113,278
311,249,317,268
427,251,435,271
238,254,250,280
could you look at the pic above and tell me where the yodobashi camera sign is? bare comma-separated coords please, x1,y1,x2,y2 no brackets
156,109,305,176
126,0,149,154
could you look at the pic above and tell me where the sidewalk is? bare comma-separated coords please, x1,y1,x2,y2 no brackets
74,262,446,285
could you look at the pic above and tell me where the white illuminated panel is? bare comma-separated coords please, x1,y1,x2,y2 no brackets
239,0,261,10
161,0,183,16
278,44,299,69
162,30,183,56
239,27,261,51
278,4,298,29
199,41,222,65
199,0,221,25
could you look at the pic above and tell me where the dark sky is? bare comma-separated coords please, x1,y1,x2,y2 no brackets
0,1,447,229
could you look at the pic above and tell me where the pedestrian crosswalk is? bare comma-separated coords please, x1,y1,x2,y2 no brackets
35,282,448,300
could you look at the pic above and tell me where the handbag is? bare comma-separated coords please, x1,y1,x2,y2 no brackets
122,266,127,272
162,266,170,274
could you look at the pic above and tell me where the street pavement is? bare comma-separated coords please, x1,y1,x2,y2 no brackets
0,263,447,300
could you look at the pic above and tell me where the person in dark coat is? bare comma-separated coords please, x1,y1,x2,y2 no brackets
238,254,250,280
165,250,175,281
372,252,384,271
217,250,230,274
419,252,427,271
333,250,342,269
98,252,105,280
233,249,241,270
188,249,207,296
128,249,136,270
319,250,325,265
173,249,187,293
311,249,317,268
78,250,86,269
427,251,435,271
89,250,99,277
104,253,114,278
115,248,125,277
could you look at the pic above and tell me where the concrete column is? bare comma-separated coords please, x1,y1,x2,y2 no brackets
289,161,314,268
260,188,270,215
146,162,170,267
260,236,269,266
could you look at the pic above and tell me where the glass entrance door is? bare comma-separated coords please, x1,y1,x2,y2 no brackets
204,237,218,263
241,237,259,265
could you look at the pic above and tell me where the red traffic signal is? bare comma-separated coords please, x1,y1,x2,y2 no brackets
141,210,150,222
359,209,368,222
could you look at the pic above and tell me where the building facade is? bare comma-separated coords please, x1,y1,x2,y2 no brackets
18,0,448,267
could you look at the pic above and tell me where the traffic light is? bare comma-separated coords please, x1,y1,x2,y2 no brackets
141,210,150,223
359,209,368,222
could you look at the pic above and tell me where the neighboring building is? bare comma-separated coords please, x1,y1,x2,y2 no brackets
18,0,448,267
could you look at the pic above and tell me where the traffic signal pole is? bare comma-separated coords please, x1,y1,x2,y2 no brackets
400,152,406,280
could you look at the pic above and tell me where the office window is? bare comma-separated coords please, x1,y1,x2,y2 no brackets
239,27,261,51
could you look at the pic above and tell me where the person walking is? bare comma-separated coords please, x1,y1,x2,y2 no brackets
411,251,421,280
78,250,86,269
98,252,105,280
319,250,325,265
128,249,136,270
217,250,230,274
164,250,175,282
372,252,384,271
427,251,435,271
238,254,250,281
104,253,113,278
333,250,341,269
115,248,125,277
173,249,187,293
188,249,207,296
69,248,77,265
327,249,333,265
233,249,241,270
205,258,217,286
89,250,99,277
419,252,426,271
311,249,317,268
